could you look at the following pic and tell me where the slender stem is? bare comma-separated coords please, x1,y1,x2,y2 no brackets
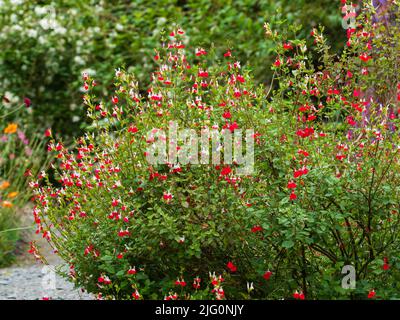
0,225,35,234
0,103,25,119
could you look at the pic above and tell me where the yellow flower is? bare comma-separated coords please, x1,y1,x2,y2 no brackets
0,181,10,190
4,123,18,134
1,201,13,208
7,191,18,199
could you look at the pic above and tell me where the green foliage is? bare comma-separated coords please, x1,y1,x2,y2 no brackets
0,0,343,138
0,208,19,267
0,102,49,267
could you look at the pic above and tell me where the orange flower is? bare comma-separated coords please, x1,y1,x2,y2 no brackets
1,201,13,208
4,123,18,134
0,181,10,190
7,191,18,199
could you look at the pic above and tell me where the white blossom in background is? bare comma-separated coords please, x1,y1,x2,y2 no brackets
10,0,24,5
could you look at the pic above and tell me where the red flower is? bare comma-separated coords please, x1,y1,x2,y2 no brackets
307,115,316,122
221,166,232,176
175,278,187,287
251,225,263,233
297,149,309,157
224,50,232,57
45,128,52,137
84,244,93,256
287,181,297,189
359,53,372,62
192,277,201,289
118,229,130,237
294,167,309,178
290,192,297,200
163,192,173,202
128,125,138,133
132,290,140,300
24,169,33,177
283,43,293,50
174,42,185,49
383,263,390,271
198,70,209,78
236,75,245,83
383,257,390,270
347,116,356,126
228,121,239,132
98,275,111,285
336,154,346,161
195,48,207,56
274,58,281,67
263,270,272,280
223,111,231,119
227,261,237,272
24,97,31,108
111,198,120,207
296,127,314,138
367,290,376,299
293,290,305,300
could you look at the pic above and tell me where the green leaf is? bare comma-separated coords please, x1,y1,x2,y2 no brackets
282,240,294,249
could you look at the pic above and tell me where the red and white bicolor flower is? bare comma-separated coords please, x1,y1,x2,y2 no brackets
163,192,173,203
98,275,111,285
293,290,305,300
195,48,207,56
132,290,141,300
127,266,137,275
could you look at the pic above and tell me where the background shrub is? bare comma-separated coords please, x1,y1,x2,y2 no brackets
0,0,343,138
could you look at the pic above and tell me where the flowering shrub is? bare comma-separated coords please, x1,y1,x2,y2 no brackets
31,29,268,299
0,100,48,266
33,2,400,299
253,1,400,299
0,0,342,138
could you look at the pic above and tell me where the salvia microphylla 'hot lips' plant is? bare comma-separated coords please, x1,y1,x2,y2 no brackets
32,2,400,299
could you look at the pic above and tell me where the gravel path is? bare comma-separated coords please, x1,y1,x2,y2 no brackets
0,264,93,300
0,208,93,300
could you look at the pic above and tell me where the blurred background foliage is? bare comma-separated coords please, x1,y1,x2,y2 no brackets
0,0,344,138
